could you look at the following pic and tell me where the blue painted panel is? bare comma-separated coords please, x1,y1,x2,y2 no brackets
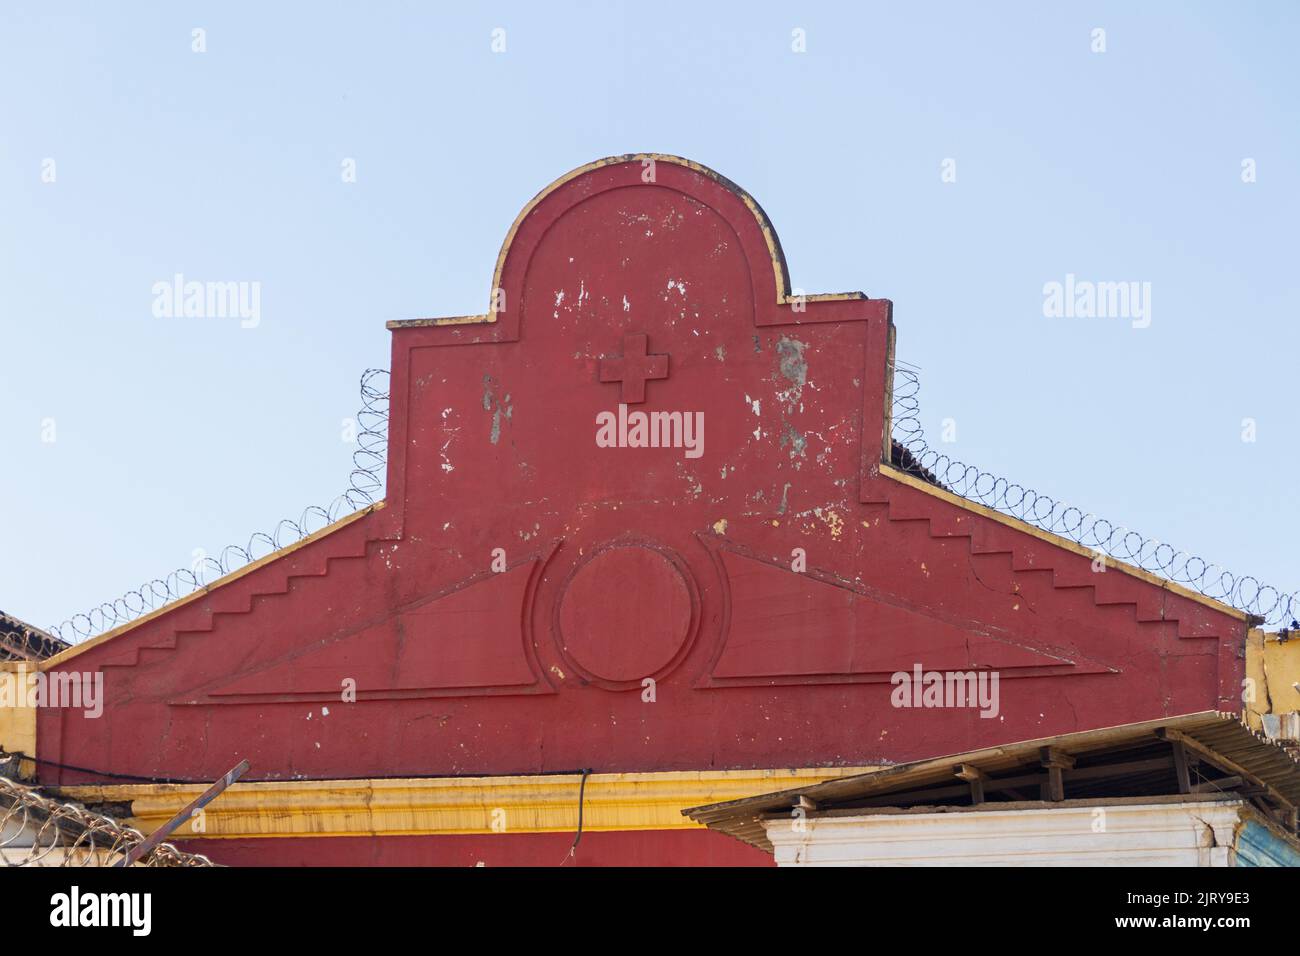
1236,819,1300,867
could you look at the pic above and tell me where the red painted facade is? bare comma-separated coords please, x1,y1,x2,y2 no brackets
38,156,1246,864
183,830,772,868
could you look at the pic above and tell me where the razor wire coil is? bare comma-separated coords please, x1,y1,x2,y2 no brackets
890,364,1298,628
0,773,214,867
46,362,1296,641
49,369,389,643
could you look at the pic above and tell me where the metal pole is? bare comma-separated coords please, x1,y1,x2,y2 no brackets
116,759,249,867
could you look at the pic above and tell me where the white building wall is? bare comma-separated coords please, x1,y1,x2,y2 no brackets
765,800,1245,866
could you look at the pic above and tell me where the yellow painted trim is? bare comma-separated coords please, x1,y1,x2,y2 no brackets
43,503,385,669
0,662,37,777
881,324,897,462
1244,628,1268,730
1244,627,1300,731
57,766,877,840
385,153,865,331
879,463,1249,622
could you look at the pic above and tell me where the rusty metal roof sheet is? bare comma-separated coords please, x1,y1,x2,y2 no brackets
684,711,1300,853
1,610,70,662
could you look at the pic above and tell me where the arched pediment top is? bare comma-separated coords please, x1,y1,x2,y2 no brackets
388,153,889,337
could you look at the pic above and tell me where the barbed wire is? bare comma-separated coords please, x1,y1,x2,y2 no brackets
0,623,68,663
0,772,214,867
49,369,389,644
44,362,1295,641
890,364,1298,628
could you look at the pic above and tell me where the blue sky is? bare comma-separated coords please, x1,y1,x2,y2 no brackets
2,1,1297,634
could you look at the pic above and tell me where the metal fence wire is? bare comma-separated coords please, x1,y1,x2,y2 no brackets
49,368,389,643
0,774,214,867
890,364,1298,628
47,362,1296,642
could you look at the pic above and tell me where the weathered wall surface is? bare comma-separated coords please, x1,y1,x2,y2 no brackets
36,157,1246,790
1245,627,1300,733
767,801,1246,867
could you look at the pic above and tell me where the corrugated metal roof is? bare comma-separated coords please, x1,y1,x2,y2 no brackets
684,712,1300,853
1,610,69,662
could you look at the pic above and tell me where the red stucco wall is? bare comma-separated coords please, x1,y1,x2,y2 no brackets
39,159,1244,860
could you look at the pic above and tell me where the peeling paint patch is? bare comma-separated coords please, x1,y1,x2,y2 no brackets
774,336,811,414
813,507,845,540
780,421,808,461
777,482,792,516
481,375,512,446
712,518,728,535
441,398,465,473
776,336,808,388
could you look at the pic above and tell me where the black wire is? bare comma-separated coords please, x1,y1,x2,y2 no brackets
572,768,591,849
3,752,198,784
2,752,596,788
559,768,592,865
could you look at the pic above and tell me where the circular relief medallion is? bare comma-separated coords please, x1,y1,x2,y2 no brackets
557,545,694,684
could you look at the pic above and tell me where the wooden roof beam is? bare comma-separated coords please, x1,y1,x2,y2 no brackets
954,763,990,804
1039,747,1076,801
1157,727,1297,830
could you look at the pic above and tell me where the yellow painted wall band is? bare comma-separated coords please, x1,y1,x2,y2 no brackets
57,767,876,840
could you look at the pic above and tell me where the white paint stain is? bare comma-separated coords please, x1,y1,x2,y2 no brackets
440,433,457,473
